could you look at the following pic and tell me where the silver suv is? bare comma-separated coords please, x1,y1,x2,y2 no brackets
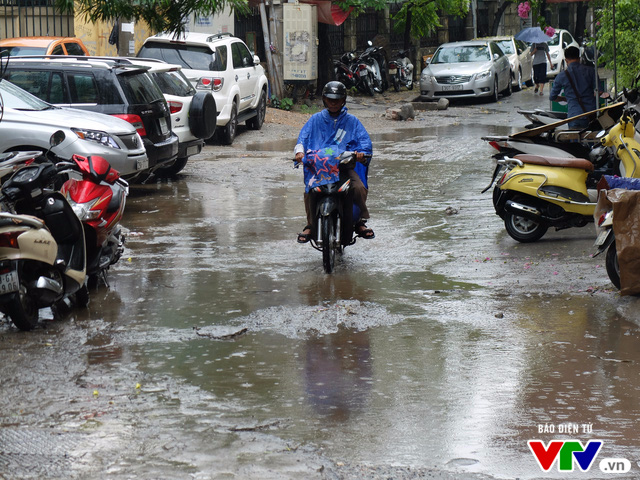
138,32,268,145
0,79,148,180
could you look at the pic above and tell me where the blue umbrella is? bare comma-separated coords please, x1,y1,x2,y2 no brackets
514,27,554,44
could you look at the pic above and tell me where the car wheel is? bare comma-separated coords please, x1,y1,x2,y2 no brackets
154,157,189,177
514,69,522,91
189,92,217,140
503,73,513,96
246,89,266,130
490,78,499,103
220,101,238,145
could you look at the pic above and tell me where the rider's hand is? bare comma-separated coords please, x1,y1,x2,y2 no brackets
355,152,365,161
295,152,304,163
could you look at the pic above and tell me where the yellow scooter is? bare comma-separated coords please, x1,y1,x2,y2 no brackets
484,98,640,243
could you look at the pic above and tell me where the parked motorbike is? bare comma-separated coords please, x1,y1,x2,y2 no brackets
360,41,387,93
59,146,128,289
483,100,640,243
300,150,372,273
388,49,414,91
334,51,359,90
0,143,86,330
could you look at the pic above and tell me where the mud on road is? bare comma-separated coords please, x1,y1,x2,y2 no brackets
2,88,640,480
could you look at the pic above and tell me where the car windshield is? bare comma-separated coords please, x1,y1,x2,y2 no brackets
432,45,490,64
151,70,195,97
547,34,561,46
0,79,51,111
496,40,514,55
0,46,47,56
138,42,225,72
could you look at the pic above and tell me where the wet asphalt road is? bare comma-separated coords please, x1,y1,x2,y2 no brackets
2,86,640,480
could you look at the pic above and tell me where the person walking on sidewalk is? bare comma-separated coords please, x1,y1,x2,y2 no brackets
531,42,552,96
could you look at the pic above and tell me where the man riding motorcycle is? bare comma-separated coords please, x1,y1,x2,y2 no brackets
294,81,374,242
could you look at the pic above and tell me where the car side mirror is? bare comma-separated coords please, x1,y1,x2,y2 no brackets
493,53,500,61
562,42,568,49
253,55,260,66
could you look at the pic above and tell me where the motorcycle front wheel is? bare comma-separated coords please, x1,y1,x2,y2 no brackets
504,212,548,243
321,215,338,274
605,241,621,289
5,282,39,331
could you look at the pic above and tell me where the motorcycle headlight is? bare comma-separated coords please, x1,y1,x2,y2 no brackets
476,70,492,81
72,128,121,149
67,196,101,221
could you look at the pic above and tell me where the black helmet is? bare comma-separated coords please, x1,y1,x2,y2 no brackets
322,81,347,100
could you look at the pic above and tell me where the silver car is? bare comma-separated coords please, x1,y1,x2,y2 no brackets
420,40,512,102
481,36,534,90
0,79,148,180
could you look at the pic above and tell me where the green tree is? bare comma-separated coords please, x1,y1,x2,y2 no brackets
56,0,250,37
591,0,640,89
392,0,468,49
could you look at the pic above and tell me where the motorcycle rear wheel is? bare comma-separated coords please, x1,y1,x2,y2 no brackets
5,283,38,331
321,216,338,274
392,75,400,92
504,212,548,243
605,241,621,289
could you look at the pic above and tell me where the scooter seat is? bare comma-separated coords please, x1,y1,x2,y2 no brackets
514,154,594,171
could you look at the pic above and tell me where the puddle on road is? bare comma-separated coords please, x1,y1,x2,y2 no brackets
3,121,639,479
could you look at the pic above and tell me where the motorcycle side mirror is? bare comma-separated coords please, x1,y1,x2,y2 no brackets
50,130,65,148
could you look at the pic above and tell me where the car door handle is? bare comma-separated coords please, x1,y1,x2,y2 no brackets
247,73,250,79
235,75,238,82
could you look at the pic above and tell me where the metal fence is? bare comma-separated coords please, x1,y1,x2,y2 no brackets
1,0,73,38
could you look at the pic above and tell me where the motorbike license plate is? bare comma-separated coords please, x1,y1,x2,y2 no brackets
159,117,169,135
388,68,397,75
0,269,19,294
442,85,463,91
594,229,610,247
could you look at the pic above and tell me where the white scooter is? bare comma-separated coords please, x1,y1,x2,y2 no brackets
0,136,86,331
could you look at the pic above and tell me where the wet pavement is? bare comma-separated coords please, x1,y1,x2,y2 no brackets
2,87,640,479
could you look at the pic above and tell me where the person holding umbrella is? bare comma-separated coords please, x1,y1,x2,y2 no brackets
531,42,552,95
515,27,553,96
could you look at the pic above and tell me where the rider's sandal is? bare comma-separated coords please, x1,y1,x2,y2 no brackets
356,222,375,240
297,225,312,244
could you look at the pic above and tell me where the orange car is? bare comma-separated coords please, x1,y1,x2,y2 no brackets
0,36,89,56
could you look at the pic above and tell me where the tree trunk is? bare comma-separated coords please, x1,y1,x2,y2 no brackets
575,2,589,43
490,1,510,36
316,23,333,96
403,6,412,51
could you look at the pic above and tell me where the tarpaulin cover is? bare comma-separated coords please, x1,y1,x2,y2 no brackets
249,0,353,25
594,188,640,295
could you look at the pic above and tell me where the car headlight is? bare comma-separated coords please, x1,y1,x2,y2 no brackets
71,128,121,149
476,70,492,80
551,51,559,60
420,72,434,82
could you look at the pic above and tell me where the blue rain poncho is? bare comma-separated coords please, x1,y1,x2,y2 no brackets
295,107,373,193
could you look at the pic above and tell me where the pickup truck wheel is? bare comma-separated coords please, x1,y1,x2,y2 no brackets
219,101,238,145
247,90,266,130
189,92,217,140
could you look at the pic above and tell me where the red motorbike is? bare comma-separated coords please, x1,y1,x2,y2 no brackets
60,153,128,289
